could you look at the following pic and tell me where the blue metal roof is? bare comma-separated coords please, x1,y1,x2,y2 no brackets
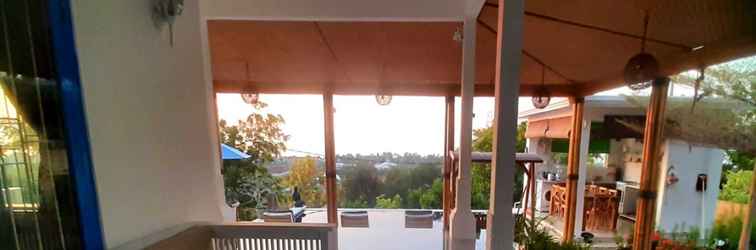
221,144,250,160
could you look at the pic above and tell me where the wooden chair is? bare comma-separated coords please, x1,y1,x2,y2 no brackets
548,186,559,216
549,186,567,218
605,190,619,230
585,189,620,231
587,184,601,194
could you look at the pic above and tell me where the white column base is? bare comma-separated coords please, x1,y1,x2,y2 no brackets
448,208,476,250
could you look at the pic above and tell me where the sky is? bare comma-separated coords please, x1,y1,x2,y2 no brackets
216,85,697,157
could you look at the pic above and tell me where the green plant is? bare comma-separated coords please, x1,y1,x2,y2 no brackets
219,101,289,220
719,170,753,204
375,194,402,209
514,215,591,250
614,233,632,250
470,122,528,209
710,215,756,250
343,197,369,208
418,179,443,209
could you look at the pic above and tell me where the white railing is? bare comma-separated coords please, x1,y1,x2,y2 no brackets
145,223,337,250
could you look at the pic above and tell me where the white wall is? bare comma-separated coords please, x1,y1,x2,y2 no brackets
71,0,225,248
655,140,724,235
201,0,465,20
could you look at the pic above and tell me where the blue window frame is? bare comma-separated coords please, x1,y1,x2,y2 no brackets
48,0,105,249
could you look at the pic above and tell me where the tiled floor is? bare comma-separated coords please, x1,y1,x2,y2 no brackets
301,209,488,250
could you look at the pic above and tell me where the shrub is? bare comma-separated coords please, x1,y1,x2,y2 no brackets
719,170,753,204
375,194,402,209
343,197,370,208
710,215,756,250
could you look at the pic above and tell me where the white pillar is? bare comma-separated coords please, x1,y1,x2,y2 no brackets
573,120,591,237
486,0,524,249
448,16,477,250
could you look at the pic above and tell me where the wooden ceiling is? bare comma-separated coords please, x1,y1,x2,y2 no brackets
209,0,756,97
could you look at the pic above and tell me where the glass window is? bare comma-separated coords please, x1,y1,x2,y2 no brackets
0,0,83,249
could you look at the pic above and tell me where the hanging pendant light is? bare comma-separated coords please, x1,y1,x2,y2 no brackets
624,11,659,90
240,92,259,105
375,94,392,106
532,66,551,109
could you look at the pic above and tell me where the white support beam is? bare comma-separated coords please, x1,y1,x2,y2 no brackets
573,119,591,237
448,16,477,250
486,0,524,249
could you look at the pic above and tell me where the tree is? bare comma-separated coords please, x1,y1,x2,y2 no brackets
218,101,289,220
219,101,289,164
470,121,528,209
418,179,443,209
381,163,441,208
284,157,325,207
672,57,755,166
340,162,380,207
375,194,403,209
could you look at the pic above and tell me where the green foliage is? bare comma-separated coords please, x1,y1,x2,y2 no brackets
342,197,369,209
470,121,528,209
710,215,756,250
375,194,402,209
338,120,527,210
472,121,528,153
382,167,412,198
406,188,424,209
673,57,755,111
418,179,443,209
719,170,753,204
219,101,289,219
379,163,441,208
471,163,491,209
223,163,281,211
219,102,289,163
340,162,380,207
284,157,324,207
723,150,755,172
671,57,755,155
514,215,591,250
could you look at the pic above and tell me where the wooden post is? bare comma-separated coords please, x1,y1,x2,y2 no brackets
443,95,455,250
632,77,670,250
738,161,756,250
529,163,537,227
323,92,337,224
486,0,524,248
563,97,585,242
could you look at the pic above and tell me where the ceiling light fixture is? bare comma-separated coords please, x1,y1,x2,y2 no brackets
241,92,259,105
532,65,551,109
375,95,392,106
624,11,659,90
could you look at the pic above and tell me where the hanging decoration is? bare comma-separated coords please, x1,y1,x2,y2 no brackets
374,31,392,106
240,92,259,105
623,11,660,90
152,0,185,47
453,26,463,43
690,66,707,112
532,65,551,109
375,95,392,106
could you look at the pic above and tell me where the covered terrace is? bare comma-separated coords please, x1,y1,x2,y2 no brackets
186,0,756,249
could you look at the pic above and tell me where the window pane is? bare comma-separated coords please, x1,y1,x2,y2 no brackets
0,0,83,249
